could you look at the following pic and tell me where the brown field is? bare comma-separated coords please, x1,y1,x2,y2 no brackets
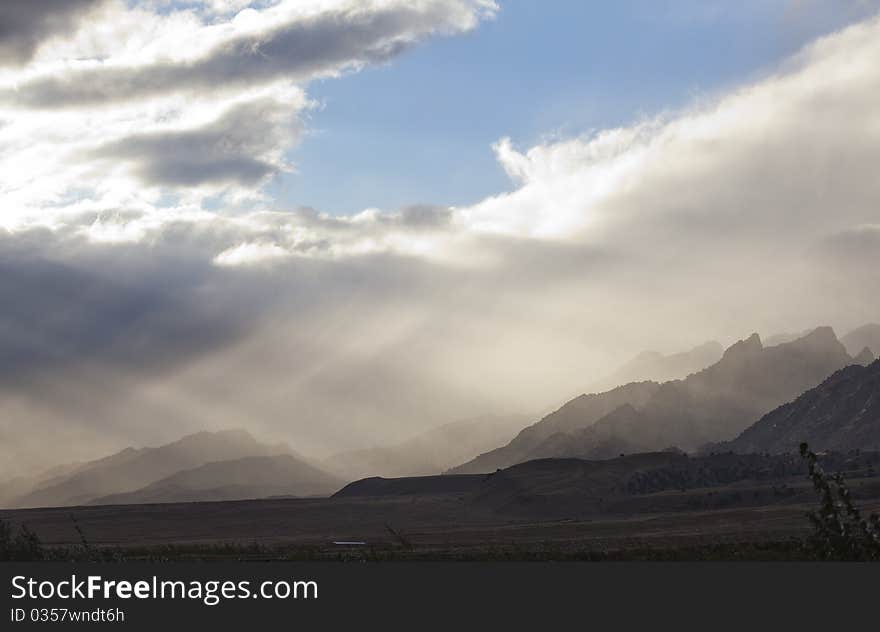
3,474,880,560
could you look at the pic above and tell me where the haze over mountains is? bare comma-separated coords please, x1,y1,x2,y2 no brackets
2,430,340,509
2,323,877,511
589,341,723,393
840,323,880,357
90,455,342,506
451,327,861,474
720,358,880,455
324,415,529,480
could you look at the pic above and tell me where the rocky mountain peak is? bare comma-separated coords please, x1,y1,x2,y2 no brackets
787,326,842,353
721,333,763,361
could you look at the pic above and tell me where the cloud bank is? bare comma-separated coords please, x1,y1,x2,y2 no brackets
1,4,879,476
0,0,496,221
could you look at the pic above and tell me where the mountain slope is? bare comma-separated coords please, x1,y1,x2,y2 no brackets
721,359,880,454
324,414,529,480
589,341,723,392
90,455,344,505
10,429,291,508
334,474,487,498
449,381,661,474
451,327,855,473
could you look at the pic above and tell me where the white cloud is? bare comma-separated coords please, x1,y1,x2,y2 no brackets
0,0,496,224
459,13,880,247
214,241,292,266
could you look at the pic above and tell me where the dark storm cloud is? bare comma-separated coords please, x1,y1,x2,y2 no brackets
91,97,298,187
0,218,458,391
0,0,107,66
0,227,264,387
4,3,467,108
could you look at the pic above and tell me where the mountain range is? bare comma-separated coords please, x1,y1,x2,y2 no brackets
2,429,342,509
450,327,858,474
90,454,342,505
4,323,878,510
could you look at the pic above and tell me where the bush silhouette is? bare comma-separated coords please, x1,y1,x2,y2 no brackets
0,518,46,561
800,442,880,560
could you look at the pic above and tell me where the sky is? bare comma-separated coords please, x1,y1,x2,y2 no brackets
1,0,880,476
281,0,880,214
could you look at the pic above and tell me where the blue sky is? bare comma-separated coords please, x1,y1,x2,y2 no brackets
272,0,878,215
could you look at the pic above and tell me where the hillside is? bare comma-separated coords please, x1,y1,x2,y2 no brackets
334,474,486,498
327,450,880,519
449,381,660,474
721,359,880,454
451,327,855,473
90,455,344,505
9,430,292,508
470,451,880,517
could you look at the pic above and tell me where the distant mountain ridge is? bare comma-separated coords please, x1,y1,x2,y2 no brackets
589,340,723,392
763,329,813,347
841,323,880,357
450,327,856,474
719,359,880,454
6,429,335,509
90,455,343,505
0,461,84,508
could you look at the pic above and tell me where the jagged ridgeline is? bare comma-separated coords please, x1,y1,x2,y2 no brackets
451,327,863,473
